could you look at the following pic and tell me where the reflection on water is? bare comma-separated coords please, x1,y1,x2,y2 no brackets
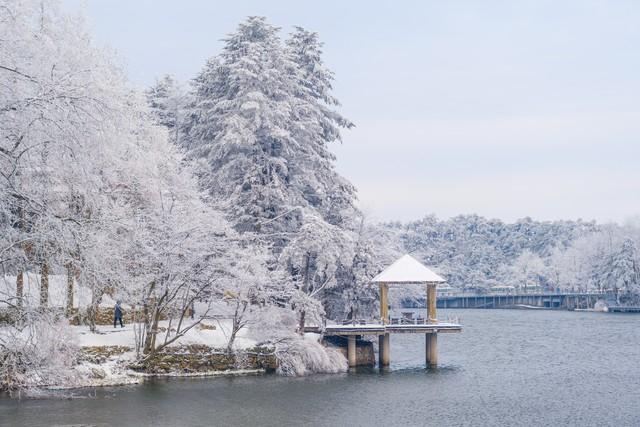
1,309,639,427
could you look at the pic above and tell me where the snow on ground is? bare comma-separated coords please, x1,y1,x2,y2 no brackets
75,318,256,350
44,318,261,389
70,351,141,389
303,332,322,342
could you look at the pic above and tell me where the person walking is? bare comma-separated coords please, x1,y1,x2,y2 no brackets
114,300,124,328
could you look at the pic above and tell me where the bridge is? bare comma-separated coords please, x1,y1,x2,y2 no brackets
408,291,609,310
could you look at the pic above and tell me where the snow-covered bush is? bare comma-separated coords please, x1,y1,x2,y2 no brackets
249,307,346,376
0,313,79,395
274,336,347,376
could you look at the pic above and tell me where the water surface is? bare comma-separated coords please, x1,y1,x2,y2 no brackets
1,309,639,426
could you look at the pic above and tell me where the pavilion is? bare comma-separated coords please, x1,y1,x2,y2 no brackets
319,254,462,368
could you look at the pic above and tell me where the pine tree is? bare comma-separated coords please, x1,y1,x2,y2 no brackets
285,27,356,227
184,17,300,236
180,18,382,325
146,75,187,146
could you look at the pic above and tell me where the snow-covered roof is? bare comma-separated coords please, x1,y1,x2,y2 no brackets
371,254,445,284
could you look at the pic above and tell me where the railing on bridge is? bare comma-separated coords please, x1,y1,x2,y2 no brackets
409,290,610,310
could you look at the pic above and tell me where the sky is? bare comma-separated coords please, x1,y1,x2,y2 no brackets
64,0,640,224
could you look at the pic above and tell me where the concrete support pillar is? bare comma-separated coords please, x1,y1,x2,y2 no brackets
379,283,389,324
426,332,438,367
427,283,437,324
347,336,357,368
379,333,390,367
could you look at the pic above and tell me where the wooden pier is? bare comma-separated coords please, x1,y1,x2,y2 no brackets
316,323,463,335
308,322,462,367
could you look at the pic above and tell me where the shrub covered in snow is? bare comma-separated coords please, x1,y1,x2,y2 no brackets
249,307,347,376
274,336,347,376
0,314,79,395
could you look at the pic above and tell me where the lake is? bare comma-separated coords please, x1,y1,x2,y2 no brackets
1,309,639,426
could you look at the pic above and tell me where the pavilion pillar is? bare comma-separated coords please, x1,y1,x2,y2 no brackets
379,283,389,324
347,336,357,368
427,283,437,324
378,283,390,367
426,332,438,367
379,333,390,367
426,283,438,367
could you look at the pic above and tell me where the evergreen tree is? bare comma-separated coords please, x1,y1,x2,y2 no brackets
146,75,187,146
179,17,382,324
285,27,356,226
184,17,300,237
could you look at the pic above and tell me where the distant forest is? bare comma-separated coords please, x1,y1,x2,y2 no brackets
386,215,640,302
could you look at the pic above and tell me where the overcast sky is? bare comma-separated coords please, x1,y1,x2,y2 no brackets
65,0,640,224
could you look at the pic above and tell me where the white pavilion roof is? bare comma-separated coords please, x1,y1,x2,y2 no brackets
371,254,445,284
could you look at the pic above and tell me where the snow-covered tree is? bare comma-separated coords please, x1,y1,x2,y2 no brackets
0,310,79,395
390,215,601,292
0,1,278,385
183,17,300,235
0,0,136,389
182,17,358,235
284,26,356,227
280,213,354,331
601,238,639,295
0,0,139,319
215,242,276,353
146,75,187,146
504,250,547,292
178,17,378,326
324,214,398,320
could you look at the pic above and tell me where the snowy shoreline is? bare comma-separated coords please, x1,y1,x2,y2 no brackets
1,313,348,395
23,320,345,393
45,367,268,392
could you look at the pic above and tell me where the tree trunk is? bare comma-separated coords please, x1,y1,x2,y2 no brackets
144,305,161,355
298,310,306,335
40,262,49,308
88,287,100,333
66,264,74,317
227,301,243,353
143,324,154,355
227,325,238,354
16,271,23,310
150,310,159,352
143,316,154,355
